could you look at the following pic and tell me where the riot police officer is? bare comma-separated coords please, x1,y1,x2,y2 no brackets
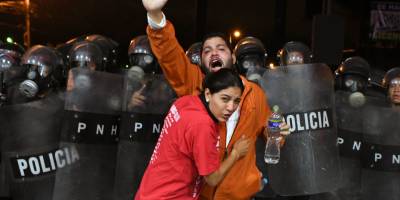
0,40,25,66
128,35,161,74
334,56,371,107
382,67,400,107
86,34,119,72
278,41,312,66
126,35,172,111
18,45,64,100
68,40,104,71
234,36,267,83
0,41,25,105
57,34,119,72
112,35,176,200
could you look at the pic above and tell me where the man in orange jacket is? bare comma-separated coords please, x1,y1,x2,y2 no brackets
141,0,290,199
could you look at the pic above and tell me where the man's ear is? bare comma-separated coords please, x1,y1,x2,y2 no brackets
232,53,236,64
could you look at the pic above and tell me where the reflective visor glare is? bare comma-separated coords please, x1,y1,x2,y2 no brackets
0,56,13,69
390,79,400,88
38,65,52,78
143,55,154,64
288,55,303,64
345,79,354,87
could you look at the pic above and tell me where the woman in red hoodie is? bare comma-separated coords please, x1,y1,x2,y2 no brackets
135,69,250,200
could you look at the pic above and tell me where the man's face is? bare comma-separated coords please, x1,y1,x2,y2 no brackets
389,77,400,105
201,37,235,73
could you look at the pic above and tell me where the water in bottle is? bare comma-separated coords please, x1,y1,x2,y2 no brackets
264,105,282,164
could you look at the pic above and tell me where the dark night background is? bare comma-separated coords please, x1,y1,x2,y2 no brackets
1,0,399,72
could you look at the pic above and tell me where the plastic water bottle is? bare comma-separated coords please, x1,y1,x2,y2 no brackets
264,105,282,164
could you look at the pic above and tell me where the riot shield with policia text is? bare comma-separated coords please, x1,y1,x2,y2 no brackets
259,63,341,196
361,105,400,200
52,68,122,200
0,92,64,200
113,66,176,199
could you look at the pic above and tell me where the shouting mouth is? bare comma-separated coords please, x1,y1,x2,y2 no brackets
210,57,223,69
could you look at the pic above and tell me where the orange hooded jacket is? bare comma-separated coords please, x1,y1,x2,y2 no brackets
146,21,271,200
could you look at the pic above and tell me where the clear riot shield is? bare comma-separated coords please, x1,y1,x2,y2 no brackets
52,68,122,200
332,91,364,199
361,105,400,200
259,63,341,196
113,68,176,200
0,92,64,200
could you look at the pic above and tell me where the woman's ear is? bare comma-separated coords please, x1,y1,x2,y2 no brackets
204,88,211,102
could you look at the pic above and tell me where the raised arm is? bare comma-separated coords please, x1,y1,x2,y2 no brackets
142,0,203,96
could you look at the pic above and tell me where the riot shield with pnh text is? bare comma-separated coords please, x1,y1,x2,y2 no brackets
361,105,400,200
113,67,176,200
52,68,122,200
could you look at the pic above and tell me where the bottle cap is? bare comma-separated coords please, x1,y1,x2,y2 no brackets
272,105,279,113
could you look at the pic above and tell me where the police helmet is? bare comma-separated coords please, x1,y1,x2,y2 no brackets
69,41,104,71
278,41,312,66
19,45,64,97
382,67,400,89
234,37,267,75
128,35,161,74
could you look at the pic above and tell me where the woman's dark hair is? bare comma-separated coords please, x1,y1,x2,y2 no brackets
203,68,244,94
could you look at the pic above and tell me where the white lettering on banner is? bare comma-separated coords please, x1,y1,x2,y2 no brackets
336,133,362,152
134,123,143,132
111,125,118,135
96,124,104,135
77,121,119,137
353,141,362,151
15,146,80,178
153,123,161,134
17,160,28,177
285,110,331,133
49,153,56,170
337,137,344,145
39,155,50,173
77,122,87,133
310,112,318,129
375,153,382,162
150,105,181,164
55,150,65,168
393,155,400,164
28,158,40,175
